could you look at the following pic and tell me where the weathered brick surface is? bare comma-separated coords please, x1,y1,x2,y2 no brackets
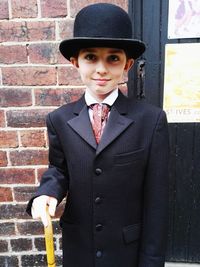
0,239,8,252
0,256,19,267
17,221,44,235
13,186,36,202
70,0,128,17
35,88,84,106
0,88,32,107
58,19,74,40
2,67,57,86
0,21,55,42
58,66,82,85
0,45,28,64
0,150,8,167
28,43,59,64
20,130,46,147
0,1,128,266
12,0,38,18
0,168,35,184
0,222,15,236
41,0,68,18
7,109,51,128
10,238,32,251
10,149,48,166
0,110,5,127
0,187,13,202
21,254,46,267
0,203,28,219
0,131,18,148
0,0,9,19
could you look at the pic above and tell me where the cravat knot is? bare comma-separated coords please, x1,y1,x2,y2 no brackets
90,103,110,144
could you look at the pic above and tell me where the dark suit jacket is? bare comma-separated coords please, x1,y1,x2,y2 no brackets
27,91,169,267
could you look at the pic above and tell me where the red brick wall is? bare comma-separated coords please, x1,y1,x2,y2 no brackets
0,0,128,266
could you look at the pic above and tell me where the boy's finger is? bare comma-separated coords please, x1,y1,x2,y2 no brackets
48,197,58,217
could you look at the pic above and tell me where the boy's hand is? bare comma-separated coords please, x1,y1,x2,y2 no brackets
31,195,58,227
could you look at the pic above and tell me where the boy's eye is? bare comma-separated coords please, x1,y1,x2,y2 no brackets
108,55,120,62
84,54,97,61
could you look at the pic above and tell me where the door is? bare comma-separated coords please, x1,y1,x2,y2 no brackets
128,0,200,263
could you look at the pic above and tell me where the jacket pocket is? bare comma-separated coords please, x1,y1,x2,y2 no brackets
114,149,144,166
122,223,141,244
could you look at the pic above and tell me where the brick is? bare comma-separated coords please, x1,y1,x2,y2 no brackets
0,239,8,252
0,21,55,42
0,222,15,236
37,167,48,182
27,21,55,41
0,187,13,202
0,111,5,127
7,109,52,128
0,203,28,219
59,236,62,250
0,150,7,167
0,131,18,148
14,186,36,202
21,254,46,267
28,43,59,64
58,19,74,41
17,221,44,235
10,149,48,166
2,67,56,86
58,66,82,85
0,168,35,184
12,0,38,18
20,130,46,147
11,238,32,252
70,0,128,17
0,45,28,64
52,220,62,234
41,0,67,18
35,88,84,106
0,256,19,267
34,237,49,251
0,0,9,19
0,88,32,107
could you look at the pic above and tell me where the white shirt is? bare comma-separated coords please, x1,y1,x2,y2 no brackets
85,88,119,122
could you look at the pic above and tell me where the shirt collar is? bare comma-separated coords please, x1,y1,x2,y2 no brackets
85,88,118,106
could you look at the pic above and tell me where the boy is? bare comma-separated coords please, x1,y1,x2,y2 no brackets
27,3,169,267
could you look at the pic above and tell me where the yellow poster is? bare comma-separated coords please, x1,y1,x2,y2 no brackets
163,43,200,123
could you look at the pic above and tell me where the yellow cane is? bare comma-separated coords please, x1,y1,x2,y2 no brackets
44,207,56,267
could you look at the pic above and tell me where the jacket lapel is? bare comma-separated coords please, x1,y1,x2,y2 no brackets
67,96,97,150
67,92,134,154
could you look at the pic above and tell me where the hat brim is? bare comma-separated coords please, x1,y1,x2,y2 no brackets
59,38,146,60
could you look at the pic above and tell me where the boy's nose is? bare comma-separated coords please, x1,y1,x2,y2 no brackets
96,61,107,75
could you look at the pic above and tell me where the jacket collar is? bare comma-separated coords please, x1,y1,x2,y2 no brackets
67,91,134,155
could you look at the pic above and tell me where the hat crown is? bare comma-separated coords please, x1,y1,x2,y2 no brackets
74,3,132,39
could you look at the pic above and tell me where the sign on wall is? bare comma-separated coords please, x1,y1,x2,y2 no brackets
163,43,200,123
168,0,200,39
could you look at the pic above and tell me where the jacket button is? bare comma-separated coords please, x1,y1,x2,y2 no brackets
95,197,101,204
95,168,102,175
96,224,103,231
96,250,102,258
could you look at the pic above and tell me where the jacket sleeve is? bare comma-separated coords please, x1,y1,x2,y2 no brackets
26,113,69,215
139,110,170,267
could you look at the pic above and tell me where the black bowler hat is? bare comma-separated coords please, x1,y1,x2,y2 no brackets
59,3,146,60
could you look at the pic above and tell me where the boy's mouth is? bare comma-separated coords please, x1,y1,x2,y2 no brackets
93,79,111,86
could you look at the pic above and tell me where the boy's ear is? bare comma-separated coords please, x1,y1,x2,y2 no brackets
70,57,79,68
124,59,134,72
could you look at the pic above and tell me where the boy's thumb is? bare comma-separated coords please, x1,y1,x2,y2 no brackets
48,197,58,217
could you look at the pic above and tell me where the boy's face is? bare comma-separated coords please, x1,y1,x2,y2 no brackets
70,47,134,101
